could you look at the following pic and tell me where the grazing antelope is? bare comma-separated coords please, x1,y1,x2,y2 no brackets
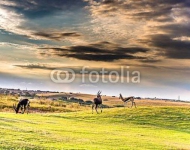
92,91,103,114
13,99,30,114
119,94,136,108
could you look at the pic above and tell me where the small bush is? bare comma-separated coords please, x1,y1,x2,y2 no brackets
85,100,93,105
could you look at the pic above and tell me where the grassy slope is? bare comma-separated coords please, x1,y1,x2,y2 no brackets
0,107,190,150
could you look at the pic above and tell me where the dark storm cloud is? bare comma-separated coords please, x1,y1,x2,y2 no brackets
39,42,149,62
150,34,190,59
1,0,87,18
159,24,190,37
33,31,81,41
59,53,136,62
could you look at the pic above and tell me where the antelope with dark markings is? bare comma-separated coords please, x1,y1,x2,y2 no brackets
92,91,103,114
119,93,136,108
13,99,30,114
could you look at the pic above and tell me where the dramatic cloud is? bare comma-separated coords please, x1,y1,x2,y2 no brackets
0,4,30,36
86,0,190,60
149,34,190,59
14,64,54,70
0,0,88,41
33,31,81,41
39,41,149,62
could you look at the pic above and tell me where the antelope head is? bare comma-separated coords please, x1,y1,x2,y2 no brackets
97,90,101,96
13,104,19,114
119,93,121,99
97,91,102,100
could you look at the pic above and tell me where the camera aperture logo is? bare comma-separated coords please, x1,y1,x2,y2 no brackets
50,68,75,83
50,66,140,84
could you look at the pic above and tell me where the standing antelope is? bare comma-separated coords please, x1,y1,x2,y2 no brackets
13,99,30,114
119,94,136,108
92,91,103,114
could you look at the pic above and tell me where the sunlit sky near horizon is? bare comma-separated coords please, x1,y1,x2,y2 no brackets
0,0,190,100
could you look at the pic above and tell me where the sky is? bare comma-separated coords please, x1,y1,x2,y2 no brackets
0,0,190,100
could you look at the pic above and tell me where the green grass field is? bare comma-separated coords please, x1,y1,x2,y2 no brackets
0,106,190,150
